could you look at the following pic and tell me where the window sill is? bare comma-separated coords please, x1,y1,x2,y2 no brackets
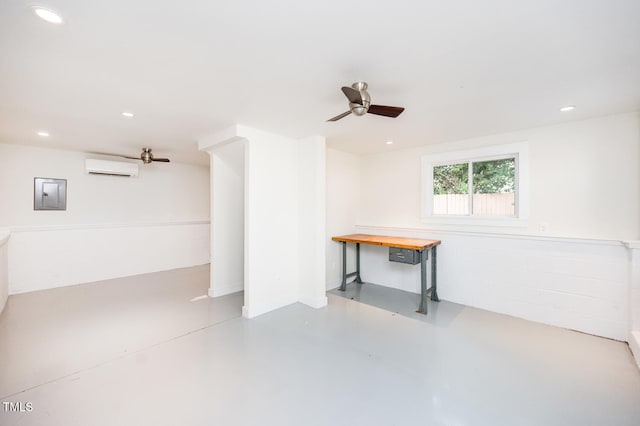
420,215,529,228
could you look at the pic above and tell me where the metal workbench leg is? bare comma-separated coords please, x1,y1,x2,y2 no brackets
339,242,347,291
417,249,428,314
431,245,439,302
355,243,363,284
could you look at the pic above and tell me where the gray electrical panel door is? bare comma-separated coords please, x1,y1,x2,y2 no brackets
34,178,67,211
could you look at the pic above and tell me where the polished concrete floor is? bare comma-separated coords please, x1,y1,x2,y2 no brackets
1,266,639,425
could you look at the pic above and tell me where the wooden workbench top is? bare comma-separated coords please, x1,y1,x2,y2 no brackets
332,234,441,250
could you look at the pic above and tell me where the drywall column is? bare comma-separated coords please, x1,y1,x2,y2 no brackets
0,229,9,315
298,136,328,308
202,140,246,297
199,125,326,318
626,241,640,368
325,149,360,290
199,140,244,297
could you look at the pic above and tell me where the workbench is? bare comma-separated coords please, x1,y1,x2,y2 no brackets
331,234,441,314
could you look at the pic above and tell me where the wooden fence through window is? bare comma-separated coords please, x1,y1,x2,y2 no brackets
433,193,515,215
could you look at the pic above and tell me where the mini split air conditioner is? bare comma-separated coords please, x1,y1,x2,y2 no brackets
85,159,139,177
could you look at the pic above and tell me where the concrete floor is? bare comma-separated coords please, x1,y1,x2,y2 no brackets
1,266,639,425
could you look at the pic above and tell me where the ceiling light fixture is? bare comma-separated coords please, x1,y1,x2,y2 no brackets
32,6,64,24
122,112,134,118
37,131,50,137
386,140,393,145
559,105,576,112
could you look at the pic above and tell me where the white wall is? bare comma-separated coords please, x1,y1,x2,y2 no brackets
208,140,245,297
0,230,8,314
359,112,640,240
199,126,327,319
628,242,640,367
357,225,629,340
0,143,210,294
332,112,640,341
325,149,360,289
298,136,327,308
242,128,300,317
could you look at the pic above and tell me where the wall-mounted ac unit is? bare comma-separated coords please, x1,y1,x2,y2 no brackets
85,159,139,177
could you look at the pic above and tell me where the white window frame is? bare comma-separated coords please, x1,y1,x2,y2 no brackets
421,142,529,227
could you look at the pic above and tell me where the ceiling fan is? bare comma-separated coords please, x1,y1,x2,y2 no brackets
327,82,405,122
96,148,170,164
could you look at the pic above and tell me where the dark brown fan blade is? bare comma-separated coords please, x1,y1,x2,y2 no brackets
152,158,170,162
368,105,405,118
88,151,142,160
341,86,363,105
327,111,352,122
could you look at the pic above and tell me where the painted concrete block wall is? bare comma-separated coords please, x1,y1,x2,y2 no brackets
0,143,210,294
357,225,629,340
8,223,210,294
325,149,360,289
208,140,245,297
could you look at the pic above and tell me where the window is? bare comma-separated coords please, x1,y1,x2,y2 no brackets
422,143,528,226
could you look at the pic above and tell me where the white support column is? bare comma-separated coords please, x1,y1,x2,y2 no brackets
625,241,640,368
199,128,247,299
297,136,327,308
199,125,327,318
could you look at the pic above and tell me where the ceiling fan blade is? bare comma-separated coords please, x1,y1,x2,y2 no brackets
341,86,363,105
152,158,170,162
88,151,141,160
327,111,352,122
367,105,405,118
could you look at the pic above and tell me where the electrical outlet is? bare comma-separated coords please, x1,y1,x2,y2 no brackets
538,222,548,233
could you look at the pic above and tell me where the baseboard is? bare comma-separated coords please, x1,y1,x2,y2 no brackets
630,330,640,369
326,279,341,291
0,293,6,317
299,295,328,309
242,296,298,319
208,281,243,298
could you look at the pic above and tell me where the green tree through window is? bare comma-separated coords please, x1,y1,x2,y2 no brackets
433,163,468,195
473,158,515,193
432,157,516,216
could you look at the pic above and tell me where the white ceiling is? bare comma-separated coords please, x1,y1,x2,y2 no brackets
1,0,639,166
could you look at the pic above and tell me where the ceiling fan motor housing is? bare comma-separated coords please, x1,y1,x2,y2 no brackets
141,148,153,164
350,81,370,116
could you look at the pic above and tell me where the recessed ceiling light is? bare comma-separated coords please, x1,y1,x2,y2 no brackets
386,140,393,145
560,105,576,112
32,7,64,24
122,112,134,118
37,131,50,137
